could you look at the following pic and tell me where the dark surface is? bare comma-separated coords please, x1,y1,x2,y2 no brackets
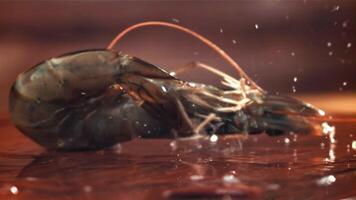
0,118,355,199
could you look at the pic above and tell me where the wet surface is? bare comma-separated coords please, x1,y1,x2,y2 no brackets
0,115,355,200
1,1,355,199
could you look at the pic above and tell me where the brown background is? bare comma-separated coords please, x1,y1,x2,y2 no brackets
0,1,355,114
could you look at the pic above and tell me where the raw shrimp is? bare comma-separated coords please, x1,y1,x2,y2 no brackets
8,22,324,150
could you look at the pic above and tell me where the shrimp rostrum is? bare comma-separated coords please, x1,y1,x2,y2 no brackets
9,22,324,150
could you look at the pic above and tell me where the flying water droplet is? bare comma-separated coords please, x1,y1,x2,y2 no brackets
254,24,259,29
347,42,352,48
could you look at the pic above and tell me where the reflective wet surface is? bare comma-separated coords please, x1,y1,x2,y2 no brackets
0,115,355,200
1,1,355,199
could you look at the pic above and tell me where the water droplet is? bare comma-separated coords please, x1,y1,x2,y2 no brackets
222,174,240,183
293,149,298,157
232,39,237,44
331,5,340,12
284,138,290,145
170,141,178,151
171,18,180,23
342,21,348,28
293,77,298,82
161,86,167,92
352,140,356,150
219,28,224,34
57,139,65,148
316,175,336,186
113,144,122,154
83,185,92,193
254,24,259,29
326,42,332,47
318,109,326,116
328,51,333,56
169,71,176,76
320,142,325,148
293,134,298,142
80,92,86,95
291,52,296,56
347,42,352,48
342,82,348,86
10,186,18,195
190,175,204,181
196,143,202,149
210,134,218,143
292,86,296,93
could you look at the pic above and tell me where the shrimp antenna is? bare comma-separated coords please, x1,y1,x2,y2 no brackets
107,21,263,92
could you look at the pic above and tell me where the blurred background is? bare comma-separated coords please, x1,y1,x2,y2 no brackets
0,1,355,114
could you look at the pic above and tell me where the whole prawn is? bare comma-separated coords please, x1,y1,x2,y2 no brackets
9,22,324,150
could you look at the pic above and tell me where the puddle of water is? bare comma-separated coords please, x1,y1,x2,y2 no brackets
0,118,355,199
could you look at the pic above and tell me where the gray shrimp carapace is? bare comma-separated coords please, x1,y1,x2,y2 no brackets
9,22,324,150
9,49,323,150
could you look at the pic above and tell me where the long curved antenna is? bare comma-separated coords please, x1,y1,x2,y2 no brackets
107,21,263,92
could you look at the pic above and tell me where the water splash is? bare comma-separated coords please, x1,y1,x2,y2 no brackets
222,174,240,184
316,175,336,186
10,185,19,195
